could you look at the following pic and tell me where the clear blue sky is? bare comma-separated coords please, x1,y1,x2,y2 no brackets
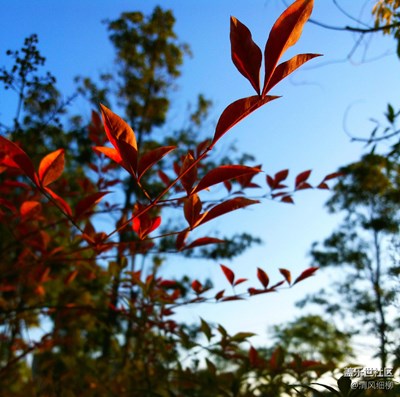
1,0,399,361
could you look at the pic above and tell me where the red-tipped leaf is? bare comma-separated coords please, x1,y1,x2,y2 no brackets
230,16,262,94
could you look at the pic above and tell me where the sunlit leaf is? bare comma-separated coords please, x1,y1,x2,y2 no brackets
38,149,65,187
20,201,41,220
264,53,321,93
263,0,314,96
100,104,138,174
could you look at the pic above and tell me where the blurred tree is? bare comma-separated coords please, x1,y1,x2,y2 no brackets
298,153,400,369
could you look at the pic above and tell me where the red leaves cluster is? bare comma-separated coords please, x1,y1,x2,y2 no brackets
213,0,320,146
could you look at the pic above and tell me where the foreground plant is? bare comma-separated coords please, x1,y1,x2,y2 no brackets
0,0,333,394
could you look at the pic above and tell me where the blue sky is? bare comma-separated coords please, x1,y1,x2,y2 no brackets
1,0,399,362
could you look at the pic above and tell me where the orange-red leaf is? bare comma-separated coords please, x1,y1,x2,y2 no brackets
93,146,124,167
44,187,72,216
75,192,110,219
220,264,235,285
138,146,176,180
257,267,269,288
0,136,36,182
281,195,294,204
191,279,203,294
279,268,292,285
263,0,314,96
293,266,319,285
198,197,259,226
264,53,321,93
20,201,41,220
193,165,261,194
39,149,65,187
213,95,279,145
100,104,138,174
230,16,262,94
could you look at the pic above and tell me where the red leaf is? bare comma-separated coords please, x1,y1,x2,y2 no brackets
176,229,189,251
322,171,343,182
75,191,110,219
257,267,270,288
44,187,72,216
191,280,203,294
295,169,311,189
281,195,294,204
0,136,36,183
317,182,329,190
158,170,171,186
279,268,292,285
264,53,321,93
180,153,197,194
215,289,225,300
184,237,225,250
93,146,124,167
20,201,41,220
64,270,78,285
193,165,261,194
249,346,259,367
220,264,235,285
38,149,65,187
198,197,259,226
275,169,289,183
100,104,138,175
213,95,279,145
137,146,176,180
234,278,248,287
262,0,314,96
230,16,262,94
293,266,319,285
184,194,203,229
